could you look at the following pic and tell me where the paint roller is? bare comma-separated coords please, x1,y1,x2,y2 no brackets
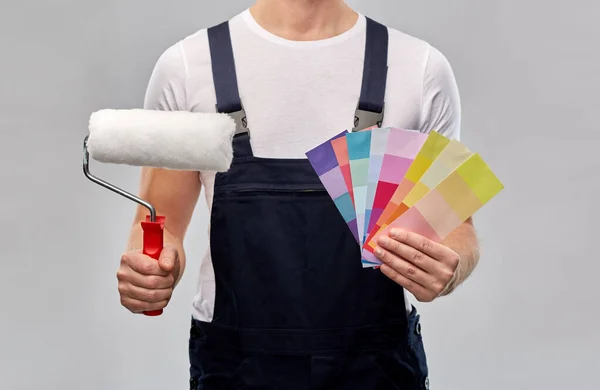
83,108,236,316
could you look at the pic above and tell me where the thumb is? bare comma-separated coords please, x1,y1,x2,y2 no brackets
158,245,178,272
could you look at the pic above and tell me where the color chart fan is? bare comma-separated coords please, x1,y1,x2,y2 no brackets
362,153,504,265
306,127,504,269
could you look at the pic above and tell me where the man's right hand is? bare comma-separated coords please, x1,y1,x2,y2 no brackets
116,244,180,314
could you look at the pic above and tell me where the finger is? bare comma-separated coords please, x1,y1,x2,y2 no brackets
124,252,169,276
377,235,438,274
379,264,434,302
119,282,172,303
158,245,178,273
117,267,175,289
120,296,170,314
388,229,456,264
373,246,434,288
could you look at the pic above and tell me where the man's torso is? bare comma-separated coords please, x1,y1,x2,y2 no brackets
143,9,460,321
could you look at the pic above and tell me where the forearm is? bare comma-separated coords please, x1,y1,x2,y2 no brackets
440,218,480,296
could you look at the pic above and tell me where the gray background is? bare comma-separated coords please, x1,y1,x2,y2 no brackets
1,0,598,389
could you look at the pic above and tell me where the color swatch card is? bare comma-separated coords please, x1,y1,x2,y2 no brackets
363,131,450,250
331,136,355,206
362,153,504,265
346,130,372,246
306,130,360,243
363,138,473,254
364,127,391,243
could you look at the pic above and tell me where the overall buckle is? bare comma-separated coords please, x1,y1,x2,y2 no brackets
229,107,249,135
353,105,384,132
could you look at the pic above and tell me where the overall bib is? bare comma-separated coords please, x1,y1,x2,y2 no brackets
189,18,430,390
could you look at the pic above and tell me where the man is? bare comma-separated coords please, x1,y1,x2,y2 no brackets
116,0,480,388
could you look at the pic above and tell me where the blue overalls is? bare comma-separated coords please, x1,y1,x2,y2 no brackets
189,18,430,390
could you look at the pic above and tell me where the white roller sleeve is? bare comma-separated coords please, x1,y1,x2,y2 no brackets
87,109,236,171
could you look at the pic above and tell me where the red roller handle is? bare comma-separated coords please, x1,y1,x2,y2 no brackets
141,215,166,316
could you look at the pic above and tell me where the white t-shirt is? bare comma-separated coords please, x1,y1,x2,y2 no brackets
143,9,461,321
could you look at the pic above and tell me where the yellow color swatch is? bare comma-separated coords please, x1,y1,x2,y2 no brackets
435,153,504,220
455,153,505,204
403,131,450,183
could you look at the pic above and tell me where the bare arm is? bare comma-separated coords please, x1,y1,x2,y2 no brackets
126,167,201,286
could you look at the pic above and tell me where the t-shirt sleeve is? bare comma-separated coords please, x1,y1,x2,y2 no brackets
419,45,462,140
143,42,188,111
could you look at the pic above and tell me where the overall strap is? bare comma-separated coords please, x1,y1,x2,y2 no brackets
207,21,249,136
207,21,253,158
353,17,389,131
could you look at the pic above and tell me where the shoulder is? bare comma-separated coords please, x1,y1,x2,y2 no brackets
381,22,461,138
177,11,248,74
147,12,246,88
143,26,213,111
148,11,244,84
146,27,209,86
150,40,188,80
386,25,431,65
385,24,453,79
177,28,211,73
144,15,235,111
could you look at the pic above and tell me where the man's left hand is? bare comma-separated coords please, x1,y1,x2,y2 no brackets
374,229,460,302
